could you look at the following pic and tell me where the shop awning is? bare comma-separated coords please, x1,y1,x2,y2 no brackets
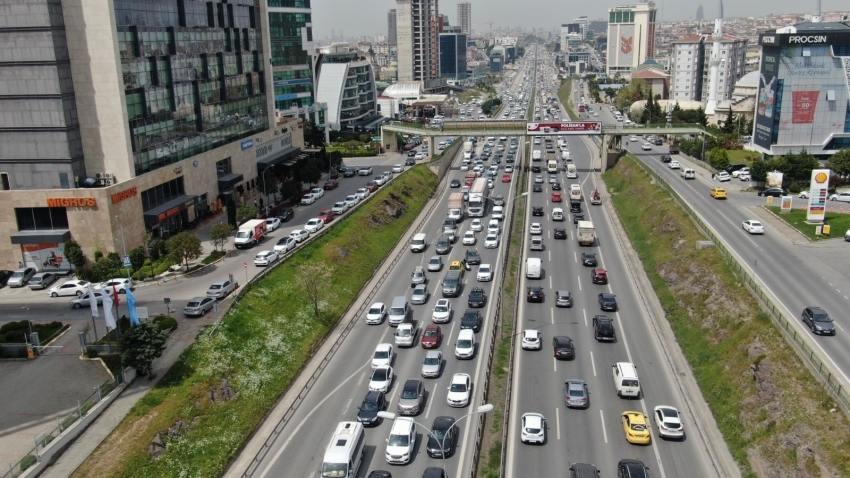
10,229,71,245
218,173,244,190
257,146,301,171
143,195,198,227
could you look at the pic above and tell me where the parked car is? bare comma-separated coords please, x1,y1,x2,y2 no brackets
0,270,14,288
265,217,281,232
6,267,36,287
206,279,236,299
253,250,279,266
184,296,216,317
28,272,58,290
48,279,90,297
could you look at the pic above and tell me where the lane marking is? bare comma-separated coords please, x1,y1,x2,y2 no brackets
425,383,437,419
578,275,583,291
590,350,597,376
556,407,561,440
583,308,587,327
600,410,608,443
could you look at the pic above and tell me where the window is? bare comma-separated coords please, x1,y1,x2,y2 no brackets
15,208,69,231
0,172,9,190
216,157,232,177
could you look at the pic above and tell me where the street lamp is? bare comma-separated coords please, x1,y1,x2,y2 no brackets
260,168,273,216
115,215,131,281
377,403,494,474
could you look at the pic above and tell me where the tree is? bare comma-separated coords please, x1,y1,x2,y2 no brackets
129,247,146,272
209,223,235,252
259,173,279,197
708,148,729,170
89,254,122,282
303,120,325,148
720,109,736,135
828,149,850,176
63,240,87,272
750,159,773,183
279,179,303,205
294,261,334,322
236,204,258,225
166,232,203,271
299,162,323,187
120,321,168,377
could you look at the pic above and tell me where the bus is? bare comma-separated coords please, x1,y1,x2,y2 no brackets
321,422,365,478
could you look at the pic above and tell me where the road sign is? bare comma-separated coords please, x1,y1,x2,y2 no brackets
137,307,149,319
123,255,132,268
526,121,602,135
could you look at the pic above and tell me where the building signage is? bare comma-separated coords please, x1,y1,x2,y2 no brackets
158,206,181,222
526,122,602,135
111,187,138,204
792,91,819,123
620,35,633,54
23,243,70,271
241,139,254,150
753,48,780,150
47,197,96,207
255,134,293,162
759,32,850,46
788,35,828,44
807,169,830,223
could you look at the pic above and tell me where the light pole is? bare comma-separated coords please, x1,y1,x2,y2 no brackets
260,168,273,216
115,215,131,282
377,403,494,475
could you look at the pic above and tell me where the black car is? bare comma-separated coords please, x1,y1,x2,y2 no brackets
435,236,451,255
532,165,542,173
468,287,487,308
758,187,788,197
724,163,747,174
554,227,567,239
527,286,545,302
653,138,663,145
405,157,416,166
593,315,615,341
343,168,356,177
618,459,650,478
0,269,14,287
552,182,562,191
450,179,461,188
493,194,505,206
277,208,295,222
532,206,544,216
573,213,585,224
598,293,617,311
506,155,515,163
581,252,597,267
801,306,836,335
552,336,575,359
427,416,458,458
660,155,672,163
570,202,582,212
465,249,481,265
407,150,417,157
357,390,386,426
422,467,446,478
461,309,482,332
367,472,392,478
533,183,543,192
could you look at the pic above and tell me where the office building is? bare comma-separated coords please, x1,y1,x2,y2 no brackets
0,0,304,270
315,44,378,131
440,30,468,80
750,23,850,158
573,16,589,38
457,2,472,35
388,9,398,46
268,0,321,124
670,33,747,102
396,0,440,82
606,2,657,77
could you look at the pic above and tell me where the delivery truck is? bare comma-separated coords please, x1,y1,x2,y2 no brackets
463,141,474,160
234,219,267,249
447,192,465,221
577,221,595,246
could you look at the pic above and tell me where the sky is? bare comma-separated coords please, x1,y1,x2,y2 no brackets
310,0,848,39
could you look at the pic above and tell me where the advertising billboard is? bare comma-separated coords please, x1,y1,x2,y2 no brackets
526,122,602,135
618,25,635,67
23,243,71,272
766,171,784,188
807,169,830,223
753,47,780,150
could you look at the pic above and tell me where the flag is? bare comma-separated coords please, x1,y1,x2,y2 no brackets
87,282,99,318
126,287,140,326
112,283,120,308
102,287,117,331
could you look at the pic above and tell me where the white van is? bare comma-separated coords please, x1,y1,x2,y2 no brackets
526,258,541,279
612,362,641,398
322,422,365,478
385,418,416,464
566,163,577,179
410,233,427,252
681,168,695,179
455,329,476,359
389,296,411,326
547,160,558,174
552,208,564,221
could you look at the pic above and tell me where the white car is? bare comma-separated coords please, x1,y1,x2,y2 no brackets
491,206,504,220
446,373,472,407
432,299,453,323
462,231,477,245
460,163,469,171
371,343,393,369
344,195,359,208
94,278,132,294
48,279,90,298
369,366,394,392
487,180,495,189
355,188,370,200
529,223,542,235
310,188,324,199
829,192,850,202
300,193,317,205
742,220,765,234
629,135,638,142
668,160,680,169
484,234,499,249
273,237,297,254
265,217,281,232
253,250,279,266
716,171,731,182
366,302,387,325
414,152,426,160
731,167,750,178
653,405,684,439
393,164,404,173
641,143,652,150
521,329,542,350
289,229,310,242
470,218,483,232
331,201,349,214
505,165,514,173
799,190,813,199
373,176,386,186
487,219,500,235
534,175,544,183
520,413,546,444
477,264,493,282
304,218,324,233
394,322,418,347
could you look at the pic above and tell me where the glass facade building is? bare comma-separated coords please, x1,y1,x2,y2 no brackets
439,32,467,80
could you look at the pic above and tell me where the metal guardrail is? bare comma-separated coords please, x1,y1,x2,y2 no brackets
628,154,850,413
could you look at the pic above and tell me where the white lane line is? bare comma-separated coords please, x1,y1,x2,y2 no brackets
342,398,352,415
549,250,552,262
582,308,587,327
556,407,561,440
549,275,553,289
590,350,597,377
573,250,577,263
553,356,557,372
600,410,608,443
578,275,582,291
425,383,437,418
551,307,555,325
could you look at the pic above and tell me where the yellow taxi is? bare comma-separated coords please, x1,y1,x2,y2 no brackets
710,188,727,199
622,411,651,445
448,260,465,278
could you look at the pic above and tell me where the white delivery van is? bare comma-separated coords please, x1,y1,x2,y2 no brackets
612,362,641,398
525,258,541,279
552,208,564,221
455,329,476,359
566,163,577,179
384,418,416,464
562,151,572,161
681,168,695,179
410,233,427,252
532,150,542,161
547,160,558,174
321,422,365,478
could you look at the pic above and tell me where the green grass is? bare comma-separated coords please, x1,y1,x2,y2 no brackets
603,155,850,477
72,166,439,478
201,250,225,265
764,205,850,241
726,149,760,165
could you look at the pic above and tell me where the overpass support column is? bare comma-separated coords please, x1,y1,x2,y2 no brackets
381,127,399,153
426,135,434,160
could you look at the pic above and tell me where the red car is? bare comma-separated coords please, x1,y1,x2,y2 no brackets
317,209,335,223
421,324,442,348
501,173,512,183
591,268,608,284
365,181,379,192
551,192,563,202
323,179,339,190
464,177,475,187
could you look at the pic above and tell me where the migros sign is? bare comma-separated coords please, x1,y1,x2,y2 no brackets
47,197,97,208
111,187,138,204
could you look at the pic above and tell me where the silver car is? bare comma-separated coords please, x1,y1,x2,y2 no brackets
397,379,425,416
422,350,442,378
427,256,443,272
184,296,215,317
7,267,36,287
70,292,103,309
206,279,236,299
411,284,429,305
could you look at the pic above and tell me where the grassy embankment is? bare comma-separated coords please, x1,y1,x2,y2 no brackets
71,166,439,478
603,155,850,477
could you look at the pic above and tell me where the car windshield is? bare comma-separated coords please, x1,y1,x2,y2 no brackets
209,284,221,290
321,463,347,477
374,350,390,359
431,428,449,440
631,423,647,431
457,340,472,348
435,305,448,312
372,369,388,380
11,271,24,278
424,356,439,365
398,329,411,337
401,388,418,399
369,307,382,315
188,301,201,307
450,383,467,392
623,379,639,387
424,330,437,337
388,434,409,447
361,399,379,411
813,313,832,322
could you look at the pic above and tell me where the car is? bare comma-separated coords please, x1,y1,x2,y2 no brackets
467,287,487,308
397,379,425,416
443,218,458,234
653,405,684,439
505,165,514,173
570,203,582,213
641,143,652,150
253,250,279,266
801,306,836,335
731,167,750,178
622,411,651,445
93,277,134,294
372,343,394,369
501,174,511,183
480,233,498,249
289,229,310,243
48,279,90,298
716,171,731,182
581,252,597,267
552,182,562,191
554,227,567,239
395,322,418,347
629,135,638,142
365,181,379,192
521,329,542,350
592,315,616,341
487,219,499,235
373,176,386,186
465,249,481,265
532,183,543,192
668,160,680,169
799,190,814,199
520,413,545,444
435,236,451,255
462,231,476,245
422,350,443,378
526,286,545,302
460,309,482,332
0,269,14,288
427,256,443,272
487,179,495,189
405,157,416,166
446,373,472,407
323,179,339,190
491,206,504,220
564,379,588,408
366,302,387,325
331,201,349,214
710,188,727,199
476,263,493,282
529,223,542,235
659,155,672,163
742,220,765,234
598,293,617,311
591,268,608,284
411,266,427,287
555,290,573,308
450,179,461,188
344,195,359,208
548,175,558,184
343,168,356,177
532,206,544,216
411,284,430,305
618,459,650,478
758,187,787,197
355,188,370,200
206,279,235,299
393,164,404,173
304,218,324,233
273,237,298,254
529,236,543,251
427,416,458,458
431,298,453,323
358,166,373,176
534,175,544,183
69,292,104,309
369,366,394,392
183,296,215,317
265,217,281,232
357,390,386,426
420,323,442,349
829,191,850,202
492,194,505,206
300,193,317,205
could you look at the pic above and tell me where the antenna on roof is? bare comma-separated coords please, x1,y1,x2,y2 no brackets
812,0,822,23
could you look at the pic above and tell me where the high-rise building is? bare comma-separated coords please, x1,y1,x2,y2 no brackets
457,2,472,35
440,30,468,80
315,44,378,131
670,33,747,103
396,0,440,82
388,9,398,46
573,16,589,39
0,0,302,269
606,2,657,77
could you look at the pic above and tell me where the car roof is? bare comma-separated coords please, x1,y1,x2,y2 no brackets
523,413,543,426
451,373,470,382
375,343,392,351
425,350,441,358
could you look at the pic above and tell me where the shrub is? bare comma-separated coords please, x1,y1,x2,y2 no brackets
20,455,37,472
152,316,178,331
788,183,801,193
